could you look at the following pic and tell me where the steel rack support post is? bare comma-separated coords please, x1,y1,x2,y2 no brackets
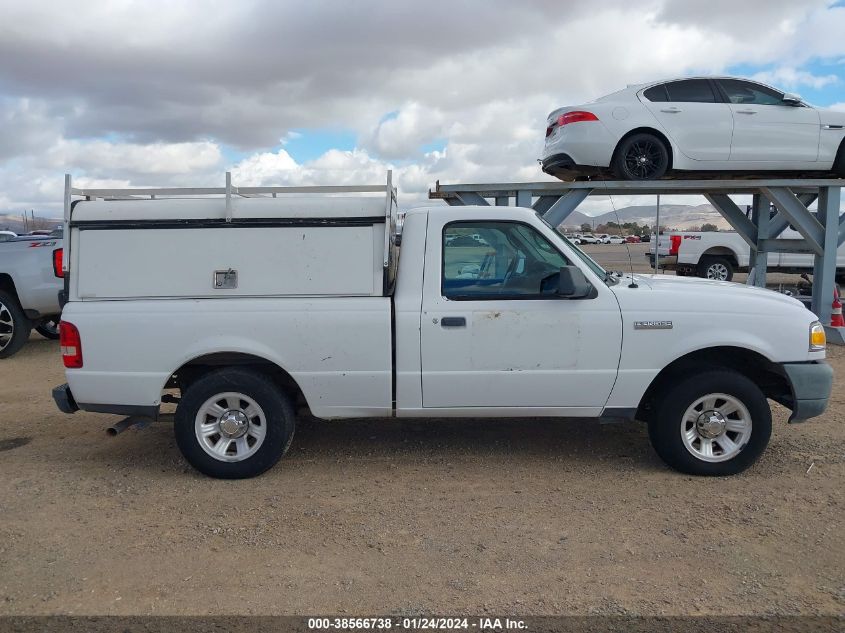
454,191,489,206
814,185,841,328
703,193,759,248
761,187,824,256
515,190,532,208
542,189,592,227
751,194,769,288
531,196,558,215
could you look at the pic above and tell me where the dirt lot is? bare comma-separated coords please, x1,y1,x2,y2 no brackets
1,271,843,616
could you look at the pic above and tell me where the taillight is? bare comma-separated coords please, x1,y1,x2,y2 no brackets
669,235,682,256
557,111,599,126
53,248,64,278
60,321,83,368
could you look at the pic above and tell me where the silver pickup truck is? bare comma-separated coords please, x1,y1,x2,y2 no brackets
0,234,64,358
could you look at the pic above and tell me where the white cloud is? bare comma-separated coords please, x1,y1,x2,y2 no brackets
751,67,838,90
3,0,845,218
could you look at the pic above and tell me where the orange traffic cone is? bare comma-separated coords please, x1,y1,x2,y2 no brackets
831,287,845,327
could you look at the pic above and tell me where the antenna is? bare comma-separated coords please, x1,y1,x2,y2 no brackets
601,182,637,288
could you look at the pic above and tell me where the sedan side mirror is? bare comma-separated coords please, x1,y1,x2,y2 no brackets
782,92,802,105
557,266,592,299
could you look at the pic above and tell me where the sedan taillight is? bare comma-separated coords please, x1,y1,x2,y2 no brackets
558,111,599,126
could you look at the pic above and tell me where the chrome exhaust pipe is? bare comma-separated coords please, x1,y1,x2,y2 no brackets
107,416,152,436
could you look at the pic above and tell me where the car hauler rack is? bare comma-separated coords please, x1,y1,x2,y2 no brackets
430,177,845,342
62,172,399,299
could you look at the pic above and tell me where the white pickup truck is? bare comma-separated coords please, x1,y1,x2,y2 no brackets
52,176,832,479
0,234,64,357
650,227,845,282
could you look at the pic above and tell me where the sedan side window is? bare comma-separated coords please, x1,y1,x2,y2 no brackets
664,79,717,103
643,84,669,102
717,79,784,106
442,222,571,299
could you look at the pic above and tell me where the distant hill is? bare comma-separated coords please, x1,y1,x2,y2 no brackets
0,213,61,234
560,203,732,231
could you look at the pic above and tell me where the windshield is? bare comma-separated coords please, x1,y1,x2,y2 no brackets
536,214,610,282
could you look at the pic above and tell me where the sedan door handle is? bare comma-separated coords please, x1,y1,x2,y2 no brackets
660,107,681,113
736,109,757,114
440,316,466,328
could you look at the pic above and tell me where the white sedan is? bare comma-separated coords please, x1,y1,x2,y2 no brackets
541,76,845,180
602,235,625,244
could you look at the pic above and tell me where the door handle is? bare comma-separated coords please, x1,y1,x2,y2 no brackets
736,109,757,114
440,316,466,328
660,107,681,113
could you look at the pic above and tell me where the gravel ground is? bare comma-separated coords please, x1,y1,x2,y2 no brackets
0,284,843,616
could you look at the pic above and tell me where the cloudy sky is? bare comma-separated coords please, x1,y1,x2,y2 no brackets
2,0,845,218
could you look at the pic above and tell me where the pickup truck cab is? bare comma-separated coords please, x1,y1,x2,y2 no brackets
0,234,64,357
53,177,832,479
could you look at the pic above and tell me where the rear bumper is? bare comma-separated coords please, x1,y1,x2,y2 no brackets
52,383,79,414
782,361,833,423
52,382,159,419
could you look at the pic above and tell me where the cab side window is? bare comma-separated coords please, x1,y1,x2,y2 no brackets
442,222,571,299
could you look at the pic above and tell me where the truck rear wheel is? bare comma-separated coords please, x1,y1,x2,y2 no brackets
0,290,31,359
698,256,733,281
35,318,61,340
174,368,296,479
648,369,771,476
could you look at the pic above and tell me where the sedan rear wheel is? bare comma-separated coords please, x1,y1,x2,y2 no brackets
612,133,669,180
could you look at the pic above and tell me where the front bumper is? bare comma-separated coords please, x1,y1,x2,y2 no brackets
52,383,79,414
782,361,833,422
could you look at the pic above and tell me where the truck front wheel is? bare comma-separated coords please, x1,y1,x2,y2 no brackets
698,256,734,282
648,370,771,476
0,290,32,359
174,368,296,479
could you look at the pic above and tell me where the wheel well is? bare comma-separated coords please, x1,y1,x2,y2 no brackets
834,137,845,172
167,352,308,411
0,274,18,300
700,248,738,266
636,346,791,421
612,127,674,170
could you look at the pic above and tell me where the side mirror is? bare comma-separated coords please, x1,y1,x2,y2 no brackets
782,92,802,105
557,266,592,299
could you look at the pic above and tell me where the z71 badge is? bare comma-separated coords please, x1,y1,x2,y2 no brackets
634,320,673,330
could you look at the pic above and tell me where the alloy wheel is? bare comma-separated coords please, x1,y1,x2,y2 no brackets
680,393,752,463
195,392,268,462
0,301,13,352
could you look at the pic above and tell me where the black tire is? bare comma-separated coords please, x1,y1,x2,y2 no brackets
697,255,734,281
833,140,845,178
648,369,771,476
174,367,296,479
612,133,670,180
0,290,32,359
35,318,60,340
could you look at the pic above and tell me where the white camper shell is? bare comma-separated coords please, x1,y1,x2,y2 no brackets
65,176,399,302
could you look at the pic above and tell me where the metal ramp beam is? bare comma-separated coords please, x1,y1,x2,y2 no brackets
430,177,844,338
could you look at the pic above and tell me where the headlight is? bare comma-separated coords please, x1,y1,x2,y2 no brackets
810,321,826,351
